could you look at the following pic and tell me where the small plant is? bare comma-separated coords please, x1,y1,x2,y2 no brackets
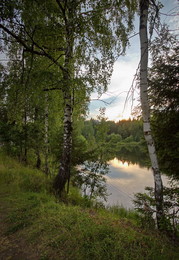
73,160,109,202
107,205,139,221
133,187,156,229
133,182,179,239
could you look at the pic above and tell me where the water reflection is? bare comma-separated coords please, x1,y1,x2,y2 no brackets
105,158,169,209
104,146,151,168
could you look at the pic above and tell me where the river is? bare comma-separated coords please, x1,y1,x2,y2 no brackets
105,157,170,209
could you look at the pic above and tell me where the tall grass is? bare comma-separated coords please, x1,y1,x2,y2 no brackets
0,158,51,193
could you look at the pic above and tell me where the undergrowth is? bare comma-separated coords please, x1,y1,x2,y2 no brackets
0,152,178,260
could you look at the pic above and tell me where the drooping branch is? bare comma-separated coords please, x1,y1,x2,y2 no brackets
0,23,67,73
0,24,42,55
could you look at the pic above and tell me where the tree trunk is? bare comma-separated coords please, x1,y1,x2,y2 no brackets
53,48,73,195
53,2,75,195
139,0,164,229
36,150,41,169
44,92,50,175
23,110,28,164
53,89,73,195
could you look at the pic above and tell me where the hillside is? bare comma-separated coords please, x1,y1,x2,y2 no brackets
0,153,178,260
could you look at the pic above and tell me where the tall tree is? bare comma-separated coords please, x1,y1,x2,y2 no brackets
0,0,137,194
139,0,163,229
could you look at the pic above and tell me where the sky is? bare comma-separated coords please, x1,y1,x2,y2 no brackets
89,0,179,122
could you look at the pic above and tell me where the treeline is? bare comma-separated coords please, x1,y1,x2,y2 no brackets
82,118,143,142
81,117,146,154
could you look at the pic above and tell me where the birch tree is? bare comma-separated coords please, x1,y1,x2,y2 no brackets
0,0,137,195
139,0,164,229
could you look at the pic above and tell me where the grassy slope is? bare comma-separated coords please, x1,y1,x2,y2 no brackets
0,153,178,260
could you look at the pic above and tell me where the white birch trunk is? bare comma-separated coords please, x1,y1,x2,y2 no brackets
139,0,164,229
53,86,73,194
53,41,73,194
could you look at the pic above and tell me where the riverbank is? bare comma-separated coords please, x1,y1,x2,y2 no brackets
0,153,178,259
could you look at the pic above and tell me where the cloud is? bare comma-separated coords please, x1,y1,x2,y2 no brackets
89,53,140,121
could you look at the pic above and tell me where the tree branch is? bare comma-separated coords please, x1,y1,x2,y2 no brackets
0,23,67,73
43,87,62,91
42,45,66,52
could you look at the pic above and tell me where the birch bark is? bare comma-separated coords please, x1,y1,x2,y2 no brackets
53,76,73,194
53,2,74,194
139,0,164,229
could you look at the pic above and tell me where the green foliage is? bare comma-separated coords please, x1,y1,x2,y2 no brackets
66,186,94,208
107,205,139,222
106,133,122,151
133,188,156,229
6,192,50,235
0,0,137,98
0,151,51,193
134,185,179,238
71,134,88,165
0,0,138,196
151,111,179,178
0,0,138,192
81,118,145,156
149,30,179,179
73,160,109,202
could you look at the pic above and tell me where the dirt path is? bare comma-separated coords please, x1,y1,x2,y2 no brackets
0,197,40,260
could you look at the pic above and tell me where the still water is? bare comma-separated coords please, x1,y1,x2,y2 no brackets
105,158,170,209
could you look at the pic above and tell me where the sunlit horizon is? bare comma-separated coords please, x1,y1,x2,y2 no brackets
109,158,130,168
88,102,135,122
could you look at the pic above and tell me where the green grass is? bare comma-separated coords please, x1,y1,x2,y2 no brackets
0,152,178,260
